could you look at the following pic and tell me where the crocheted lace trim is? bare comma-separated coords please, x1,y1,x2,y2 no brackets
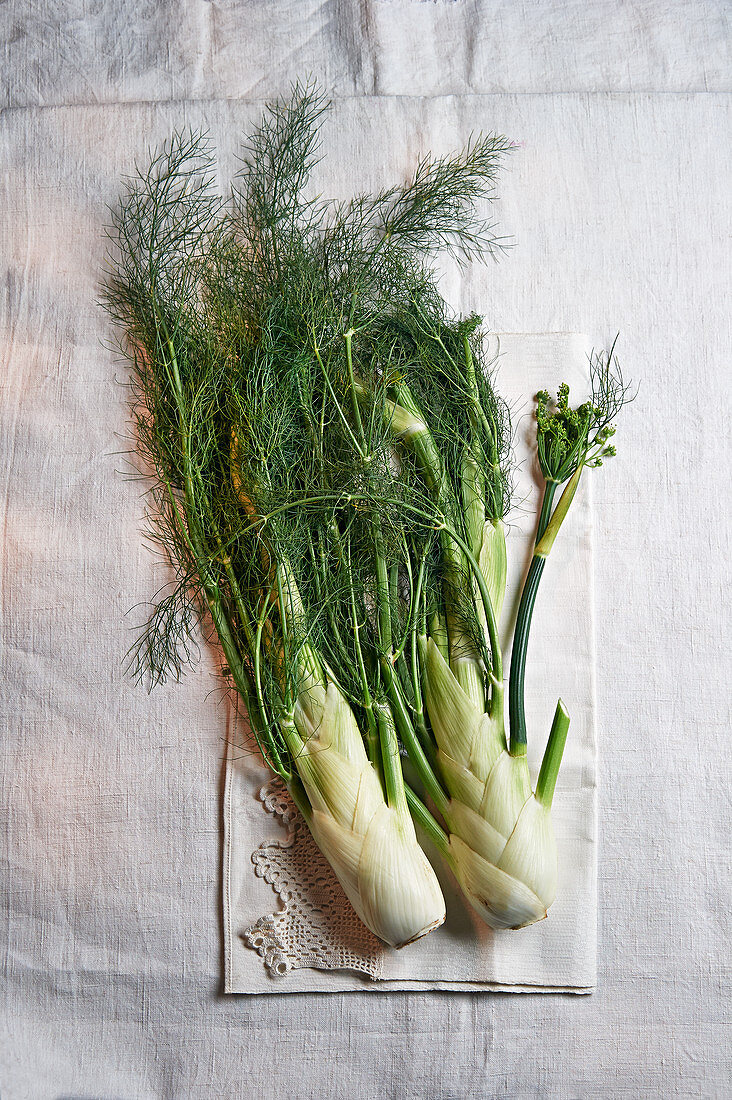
242,779,384,981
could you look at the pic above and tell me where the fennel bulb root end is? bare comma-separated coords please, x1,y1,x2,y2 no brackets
448,792,557,930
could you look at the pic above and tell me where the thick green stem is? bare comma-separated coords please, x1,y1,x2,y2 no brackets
441,524,502,686
405,555,437,764
458,332,496,445
505,480,556,753
508,554,545,753
346,535,381,781
392,545,417,663
389,385,465,596
535,699,570,808
396,647,436,766
373,520,393,654
279,717,305,762
377,705,408,817
431,610,449,662
536,480,558,545
252,598,275,751
390,383,445,500
405,785,454,866
386,385,499,687
508,470,580,754
380,656,449,818
535,466,582,558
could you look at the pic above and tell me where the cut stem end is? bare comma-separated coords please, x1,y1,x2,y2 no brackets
535,698,570,808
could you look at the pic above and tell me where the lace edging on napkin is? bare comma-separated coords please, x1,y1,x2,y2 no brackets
241,779,385,981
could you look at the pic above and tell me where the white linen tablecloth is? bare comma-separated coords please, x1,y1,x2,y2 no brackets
1,2,729,1096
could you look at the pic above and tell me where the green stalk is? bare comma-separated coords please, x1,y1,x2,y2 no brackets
441,524,502,688
389,563,399,620
405,785,454,865
392,544,416,664
388,383,484,676
373,521,393,655
535,480,558,545
535,466,582,558
392,383,446,501
431,610,449,662
252,598,274,747
380,656,449,818
535,699,570,808
406,554,436,761
346,535,381,780
508,468,580,754
507,556,545,754
208,586,288,780
273,566,294,712
377,704,408,818
460,332,497,445
506,477,553,752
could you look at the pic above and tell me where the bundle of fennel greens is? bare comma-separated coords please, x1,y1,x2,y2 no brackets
104,82,628,946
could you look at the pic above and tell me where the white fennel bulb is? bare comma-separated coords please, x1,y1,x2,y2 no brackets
291,682,446,947
421,636,560,930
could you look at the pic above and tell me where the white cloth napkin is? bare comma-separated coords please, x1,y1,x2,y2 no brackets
224,332,598,994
